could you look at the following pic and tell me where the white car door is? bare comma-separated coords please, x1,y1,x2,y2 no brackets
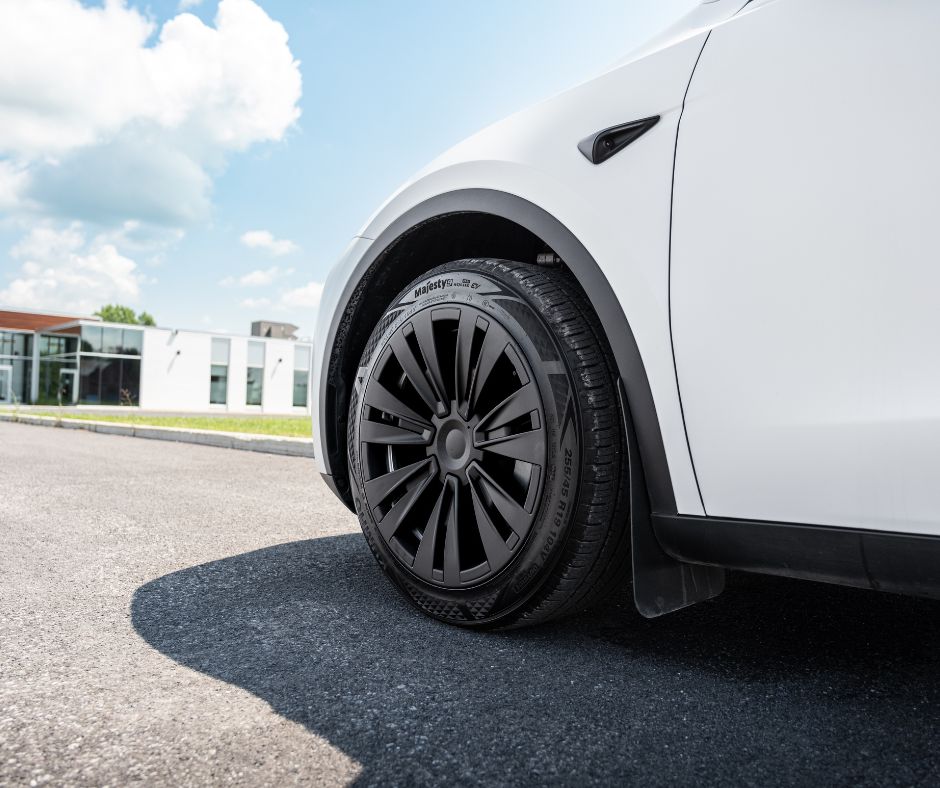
670,0,940,535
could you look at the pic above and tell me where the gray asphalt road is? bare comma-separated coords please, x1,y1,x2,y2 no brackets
2,422,939,787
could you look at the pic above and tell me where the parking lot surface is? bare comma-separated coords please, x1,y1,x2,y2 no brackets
2,421,940,786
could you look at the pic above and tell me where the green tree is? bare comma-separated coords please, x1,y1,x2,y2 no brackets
94,304,156,326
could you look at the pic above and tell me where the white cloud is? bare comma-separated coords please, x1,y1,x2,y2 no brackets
0,0,301,225
240,229,298,256
0,0,301,159
0,223,143,314
11,224,84,263
179,0,204,10
280,280,324,309
220,265,293,288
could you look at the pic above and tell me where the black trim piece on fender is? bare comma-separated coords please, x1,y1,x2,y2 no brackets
622,381,725,618
577,116,660,165
322,189,679,516
653,514,940,601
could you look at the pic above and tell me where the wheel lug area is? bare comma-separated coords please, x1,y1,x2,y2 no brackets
428,402,480,482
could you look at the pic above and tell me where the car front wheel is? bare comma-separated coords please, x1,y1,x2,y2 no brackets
347,258,630,627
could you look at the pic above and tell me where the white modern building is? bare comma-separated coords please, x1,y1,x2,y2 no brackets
0,308,312,414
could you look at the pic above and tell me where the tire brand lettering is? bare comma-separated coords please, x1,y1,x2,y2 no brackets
412,277,481,300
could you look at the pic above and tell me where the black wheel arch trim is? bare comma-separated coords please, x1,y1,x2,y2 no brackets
321,188,680,519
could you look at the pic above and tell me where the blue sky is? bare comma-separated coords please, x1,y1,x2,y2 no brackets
0,0,696,337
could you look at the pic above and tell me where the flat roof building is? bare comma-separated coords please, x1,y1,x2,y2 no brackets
0,307,312,414
251,320,298,340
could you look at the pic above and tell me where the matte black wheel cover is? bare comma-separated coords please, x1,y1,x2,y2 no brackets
348,266,583,625
358,302,548,587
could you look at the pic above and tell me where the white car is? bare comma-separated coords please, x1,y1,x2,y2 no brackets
312,0,940,627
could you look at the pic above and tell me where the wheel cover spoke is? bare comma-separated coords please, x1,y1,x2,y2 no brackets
376,468,436,541
476,382,539,435
454,308,478,416
413,478,450,578
359,302,548,588
390,326,446,416
365,457,434,508
363,379,432,429
474,428,544,464
469,461,534,536
469,480,512,574
413,310,449,414
467,322,507,416
443,480,461,585
360,419,431,446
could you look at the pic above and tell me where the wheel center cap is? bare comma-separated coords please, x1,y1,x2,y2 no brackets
444,428,467,460
431,413,477,478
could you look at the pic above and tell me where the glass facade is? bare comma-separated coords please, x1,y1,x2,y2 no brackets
246,341,264,406
40,334,77,357
37,359,76,404
36,332,78,405
0,331,32,404
209,338,229,405
293,344,310,408
76,324,143,405
80,325,143,355
79,357,141,405
0,331,30,357
210,366,228,404
121,329,143,356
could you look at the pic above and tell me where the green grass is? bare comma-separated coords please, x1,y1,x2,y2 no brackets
24,411,313,438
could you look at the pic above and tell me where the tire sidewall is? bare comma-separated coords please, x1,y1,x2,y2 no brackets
348,264,583,623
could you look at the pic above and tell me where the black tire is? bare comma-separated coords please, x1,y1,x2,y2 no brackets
347,259,630,628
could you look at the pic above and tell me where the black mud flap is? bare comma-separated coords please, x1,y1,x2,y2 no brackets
620,383,725,618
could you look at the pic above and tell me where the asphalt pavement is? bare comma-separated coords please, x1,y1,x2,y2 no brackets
2,421,939,786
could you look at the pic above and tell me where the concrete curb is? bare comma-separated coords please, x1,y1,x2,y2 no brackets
0,412,315,458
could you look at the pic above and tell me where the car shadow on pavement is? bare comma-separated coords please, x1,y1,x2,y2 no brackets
132,533,940,786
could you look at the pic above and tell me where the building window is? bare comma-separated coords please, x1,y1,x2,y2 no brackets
75,325,143,406
81,325,142,355
0,331,32,404
120,329,143,356
293,345,310,407
81,326,100,353
101,326,123,354
38,360,74,404
0,331,29,357
209,338,229,405
0,359,31,404
79,357,140,405
40,334,78,357
37,333,80,404
246,341,264,406
0,331,33,404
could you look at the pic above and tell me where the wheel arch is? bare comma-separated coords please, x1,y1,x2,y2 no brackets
321,189,678,521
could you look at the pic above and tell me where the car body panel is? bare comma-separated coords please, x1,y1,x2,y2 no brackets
671,0,940,535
